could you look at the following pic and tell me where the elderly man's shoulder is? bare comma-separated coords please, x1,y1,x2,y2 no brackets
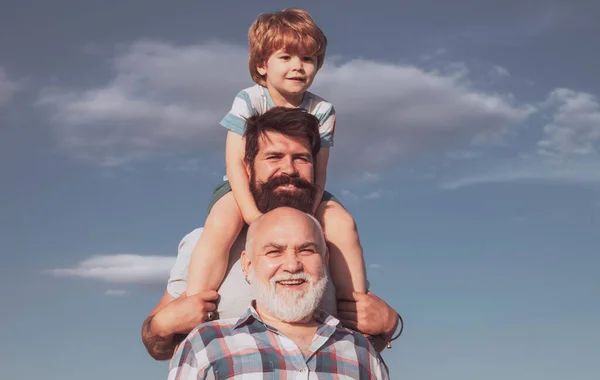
182,317,240,347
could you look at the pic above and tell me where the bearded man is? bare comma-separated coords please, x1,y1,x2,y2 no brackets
168,208,389,379
142,108,401,361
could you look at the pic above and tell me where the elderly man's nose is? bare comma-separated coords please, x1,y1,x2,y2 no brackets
283,253,302,272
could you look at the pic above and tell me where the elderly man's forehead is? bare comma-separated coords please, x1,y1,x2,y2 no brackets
247,208,325,250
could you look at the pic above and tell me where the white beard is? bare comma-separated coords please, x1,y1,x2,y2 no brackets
251,268,328,323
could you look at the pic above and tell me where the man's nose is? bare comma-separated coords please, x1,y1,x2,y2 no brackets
280,157,297,175
282,252,303,273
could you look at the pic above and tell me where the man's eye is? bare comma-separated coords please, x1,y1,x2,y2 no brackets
300,249,316,255
266,251,281,257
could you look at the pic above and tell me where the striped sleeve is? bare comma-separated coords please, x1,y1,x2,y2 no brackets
219,90,258,136
317,104,336,148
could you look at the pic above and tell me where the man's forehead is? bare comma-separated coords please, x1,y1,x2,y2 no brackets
258,131,311,152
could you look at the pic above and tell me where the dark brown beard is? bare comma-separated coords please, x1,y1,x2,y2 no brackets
250,168,316,214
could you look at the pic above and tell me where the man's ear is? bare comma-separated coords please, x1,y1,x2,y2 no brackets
244,160,251,179
241,250,252,283
323,246,330,266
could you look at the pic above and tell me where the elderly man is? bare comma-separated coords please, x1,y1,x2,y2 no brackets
169,208,390,379
142,108,401,360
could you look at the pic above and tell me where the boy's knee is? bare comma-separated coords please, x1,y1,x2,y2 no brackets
320,202,358,235
208,195,243,228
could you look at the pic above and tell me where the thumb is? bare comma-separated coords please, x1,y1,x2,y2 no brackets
200,290,219,301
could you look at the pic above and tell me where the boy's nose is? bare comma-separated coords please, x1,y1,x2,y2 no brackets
290,57,303,70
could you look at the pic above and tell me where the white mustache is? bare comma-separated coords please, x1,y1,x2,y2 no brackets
270,272,312,286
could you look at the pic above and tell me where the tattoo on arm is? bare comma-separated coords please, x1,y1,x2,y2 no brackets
141,315,176,361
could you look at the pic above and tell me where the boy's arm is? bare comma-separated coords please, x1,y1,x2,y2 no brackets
226,131,262,224
312,147,330,214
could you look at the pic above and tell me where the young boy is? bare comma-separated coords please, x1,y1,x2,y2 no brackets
186,8,367,302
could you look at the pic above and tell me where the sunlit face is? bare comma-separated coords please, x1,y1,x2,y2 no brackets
249,130,314,193
242,208,328,322
257,49,318,106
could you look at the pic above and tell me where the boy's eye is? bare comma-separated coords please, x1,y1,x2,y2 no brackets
303,56,315,62
280,55,291,60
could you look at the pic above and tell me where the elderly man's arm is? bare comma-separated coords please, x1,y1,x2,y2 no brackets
337,291,401,352
141,290,219,360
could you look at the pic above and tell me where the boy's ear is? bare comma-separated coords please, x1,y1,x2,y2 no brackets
256,62,267,76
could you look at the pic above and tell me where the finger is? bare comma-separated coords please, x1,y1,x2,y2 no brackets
200,290,220,301
202,301,218,312
205,309,218,321
337,300,358,312
337,311,358,322
336,290,356,301
338,319,358,331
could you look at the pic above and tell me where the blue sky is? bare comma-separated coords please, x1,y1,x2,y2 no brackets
1,0,599,379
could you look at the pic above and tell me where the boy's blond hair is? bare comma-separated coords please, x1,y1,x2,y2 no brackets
248,8,327,86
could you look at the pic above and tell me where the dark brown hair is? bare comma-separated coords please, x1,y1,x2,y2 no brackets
244,107,321,166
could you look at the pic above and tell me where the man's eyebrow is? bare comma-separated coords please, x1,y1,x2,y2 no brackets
262,149,282,156
297,242,319,250
261,243,286,251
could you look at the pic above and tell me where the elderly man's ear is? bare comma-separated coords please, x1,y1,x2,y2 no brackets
241,250,252,284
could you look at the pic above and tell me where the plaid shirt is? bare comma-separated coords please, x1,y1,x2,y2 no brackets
168,304,390,379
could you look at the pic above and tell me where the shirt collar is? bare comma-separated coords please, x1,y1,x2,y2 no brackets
233,301,341,330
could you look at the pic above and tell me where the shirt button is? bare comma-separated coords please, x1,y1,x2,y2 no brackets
299,368,306,373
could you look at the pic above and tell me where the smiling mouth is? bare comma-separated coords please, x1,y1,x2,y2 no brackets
275,184,298,190
287,77,306,82
277,279,306,286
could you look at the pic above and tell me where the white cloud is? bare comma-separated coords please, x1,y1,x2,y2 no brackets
0,67,22,104
38,40,534,170
441,156,600,190
538,89,600,157
44,254,175,285
493,65,510,77
105,289,131,296
443,89,600,189
369,263,382,269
